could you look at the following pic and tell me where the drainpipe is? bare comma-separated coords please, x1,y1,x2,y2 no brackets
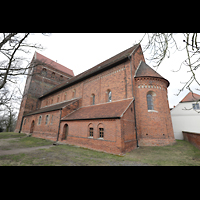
128,55,139,148
19,116,24,133
133,98,139,147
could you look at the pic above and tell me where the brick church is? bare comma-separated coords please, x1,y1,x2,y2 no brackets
15,44,175,154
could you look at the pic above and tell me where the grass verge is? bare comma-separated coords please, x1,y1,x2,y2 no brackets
0,132,26,139
1,132,200,166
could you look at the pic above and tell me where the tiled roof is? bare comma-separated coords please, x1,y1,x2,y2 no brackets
180,92,200,103
35,52,74,77
24,98,80,116
135,61,170,87
39,44,140,99
61,98,133,121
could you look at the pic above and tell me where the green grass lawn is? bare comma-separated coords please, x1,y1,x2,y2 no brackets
1,132,200,166
125,140,200,166
0,132,26,139
0,132,53,150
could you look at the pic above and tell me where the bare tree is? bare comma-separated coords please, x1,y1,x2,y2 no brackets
0,102,17,132
139,33,200,107
0,33,51,131
0,33,47,90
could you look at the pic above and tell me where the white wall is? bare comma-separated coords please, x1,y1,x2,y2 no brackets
171,102,200,140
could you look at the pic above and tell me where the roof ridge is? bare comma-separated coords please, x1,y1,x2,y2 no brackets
180,91,200,103
39,45,140,98
34,51,74,76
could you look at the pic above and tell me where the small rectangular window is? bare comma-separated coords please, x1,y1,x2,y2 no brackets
89,128,93,137
99,128,104,138
192,103,200,110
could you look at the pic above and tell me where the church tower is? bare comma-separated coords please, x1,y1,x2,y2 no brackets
15,52,74,133
134,61,175,146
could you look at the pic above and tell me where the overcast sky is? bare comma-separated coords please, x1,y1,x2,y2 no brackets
24,33,200,108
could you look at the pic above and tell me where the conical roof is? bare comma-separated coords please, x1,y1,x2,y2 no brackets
135,61,169,87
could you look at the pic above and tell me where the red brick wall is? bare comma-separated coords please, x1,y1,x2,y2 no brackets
121,101,137,152
39,45,146,108
134,77,175,146
58,119,123,154
61,99,82,118
183,131,200,150
40,82,83,108
15,61,72,133
21,110,61,141
16,45,175,154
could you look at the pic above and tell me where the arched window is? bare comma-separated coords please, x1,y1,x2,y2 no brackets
51,72,55,79
38,115,42,125
98,123,104,139
41,68,47,76
147,91,156,110
51,98,53,104
107,89,112,102
57,95,60,103
73,89,76,98
91,94,95,105
88,123,94,137
45,115,49,125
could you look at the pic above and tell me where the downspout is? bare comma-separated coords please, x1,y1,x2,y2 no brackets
19,116,24,133
128,55,139,147
133,98,139,147
55,109,62,143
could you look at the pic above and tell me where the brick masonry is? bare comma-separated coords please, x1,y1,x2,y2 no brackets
183,131,200,150
135,77,175,146
16,45,175,155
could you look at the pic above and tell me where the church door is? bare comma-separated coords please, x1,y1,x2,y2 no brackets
30,120,35,133
63,124,68,140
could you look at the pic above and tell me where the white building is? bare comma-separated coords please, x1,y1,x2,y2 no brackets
170,92,200,140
